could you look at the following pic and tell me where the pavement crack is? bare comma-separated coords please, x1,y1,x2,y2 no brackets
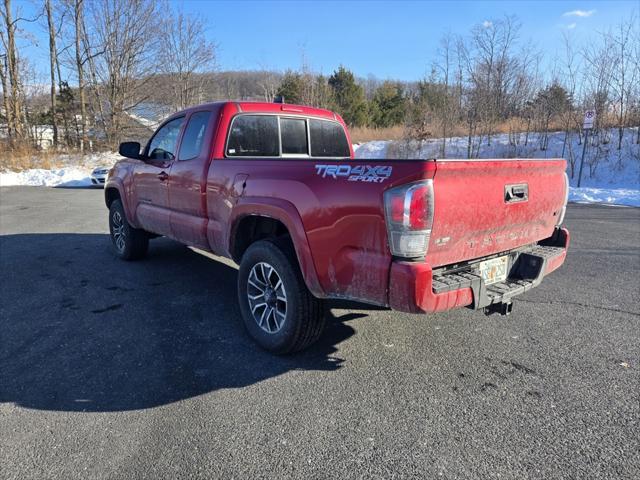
91,304,123,314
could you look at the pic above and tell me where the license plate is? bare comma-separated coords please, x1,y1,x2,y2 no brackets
479,256,509,285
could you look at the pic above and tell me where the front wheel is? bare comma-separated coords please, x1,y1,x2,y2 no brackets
237,239,325,354
109,199,149,260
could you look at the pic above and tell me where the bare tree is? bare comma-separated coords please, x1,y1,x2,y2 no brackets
432,32,454,157
582,36,614,145
0,28,13,142
159,9,216,111
90,0,159,148
1,0,23,140
44,0,58,147
71,0,89,150
257,66,280,102
1,0,42,146
469,16,521,146
607,16,638,150
559,32,579,162
54,2,71,147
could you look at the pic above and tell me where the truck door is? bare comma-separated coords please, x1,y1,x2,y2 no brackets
167,109,217,249
133,116,184,236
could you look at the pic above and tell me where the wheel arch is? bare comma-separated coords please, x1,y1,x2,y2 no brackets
104,181,137,227
105,186,121,208
228,198,324,298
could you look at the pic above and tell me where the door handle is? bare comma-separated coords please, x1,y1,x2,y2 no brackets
157,171,169,182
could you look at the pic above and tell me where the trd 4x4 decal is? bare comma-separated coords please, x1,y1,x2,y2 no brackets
315,164,392,183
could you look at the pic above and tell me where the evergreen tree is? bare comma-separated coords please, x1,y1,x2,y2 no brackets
370,81,406,127
328,66,368,127
533,82,572,117
276,71,305,105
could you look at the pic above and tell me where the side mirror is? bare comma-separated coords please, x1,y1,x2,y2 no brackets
118,141,142,160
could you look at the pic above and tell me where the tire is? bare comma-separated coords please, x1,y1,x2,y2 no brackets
237,238,325,354
109,199,149,260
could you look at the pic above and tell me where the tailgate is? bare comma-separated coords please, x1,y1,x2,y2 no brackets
427,159,567,267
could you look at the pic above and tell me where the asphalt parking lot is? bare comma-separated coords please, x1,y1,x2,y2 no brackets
1,186,639,479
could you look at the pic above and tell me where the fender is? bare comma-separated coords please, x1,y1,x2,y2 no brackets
104,178,141,229
227,196,325,298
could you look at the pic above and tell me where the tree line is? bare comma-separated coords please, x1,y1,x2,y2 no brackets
1,0,216,151
1,1,639,157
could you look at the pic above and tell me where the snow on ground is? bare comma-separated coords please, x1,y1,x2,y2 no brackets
0,167,94,187
0,151,120,188
568,187,640,206
355,129,640,207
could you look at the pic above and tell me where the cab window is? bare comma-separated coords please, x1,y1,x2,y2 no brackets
178,112,211,160
309,119,350,157
148,117,184,160
280,117,308,155
227,115,279,157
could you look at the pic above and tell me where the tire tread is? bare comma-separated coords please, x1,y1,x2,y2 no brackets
238,237,325,354
268,237,325,353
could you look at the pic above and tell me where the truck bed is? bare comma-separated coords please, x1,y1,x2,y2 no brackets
207,157,568,306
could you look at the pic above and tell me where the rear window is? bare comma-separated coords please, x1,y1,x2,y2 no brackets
227,115,279,157
309,119,350,157
179,111,211,160
281,117,308,155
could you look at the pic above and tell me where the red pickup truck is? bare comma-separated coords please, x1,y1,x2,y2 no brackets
105,101,569,353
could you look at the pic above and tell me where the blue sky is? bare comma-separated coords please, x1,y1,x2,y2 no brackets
13,0,639,82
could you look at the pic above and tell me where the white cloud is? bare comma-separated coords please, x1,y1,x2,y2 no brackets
556,22,578,30
563,9,596,17
482,20,492,28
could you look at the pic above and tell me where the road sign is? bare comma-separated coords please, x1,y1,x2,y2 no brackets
583,110,596,130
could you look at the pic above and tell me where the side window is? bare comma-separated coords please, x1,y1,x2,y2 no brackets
178,111,211,160
148,117,184,160
227,115,279,157
309,119,350,157
281,117,308,155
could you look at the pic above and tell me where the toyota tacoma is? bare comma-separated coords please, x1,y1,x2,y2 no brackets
105,101,570,353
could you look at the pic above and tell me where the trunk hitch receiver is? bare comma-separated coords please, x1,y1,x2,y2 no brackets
483,301,513,316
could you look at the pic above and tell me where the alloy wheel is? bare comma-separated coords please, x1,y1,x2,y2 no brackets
247,262,287,333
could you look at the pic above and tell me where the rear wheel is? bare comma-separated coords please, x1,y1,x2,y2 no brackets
238,239,325,354
109,199,149,260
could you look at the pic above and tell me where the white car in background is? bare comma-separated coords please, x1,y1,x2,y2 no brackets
90,167,110,187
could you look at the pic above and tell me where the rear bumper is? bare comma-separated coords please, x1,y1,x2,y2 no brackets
388,227,570,314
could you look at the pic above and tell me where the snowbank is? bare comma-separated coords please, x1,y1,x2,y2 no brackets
0,151,120,188
355,129,640,206
354,141,389,159
0,168,93,187
569,187,640,207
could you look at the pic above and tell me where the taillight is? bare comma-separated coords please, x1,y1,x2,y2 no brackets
409,184,430,229
383,180,434,258
556,172,569,226
390,194,404,223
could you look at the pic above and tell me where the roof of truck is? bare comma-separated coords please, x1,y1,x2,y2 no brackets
174,101,340,122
